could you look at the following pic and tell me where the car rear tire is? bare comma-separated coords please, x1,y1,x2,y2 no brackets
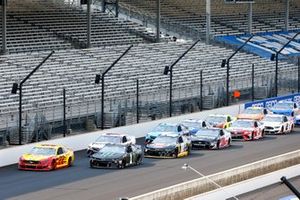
67,157,72,167
89,160,94,168
51,160,56,170
251,132,255,141
228,139,231,147
172,149,178,158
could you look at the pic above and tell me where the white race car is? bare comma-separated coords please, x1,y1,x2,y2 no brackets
261,114,294,134
87,133,136,156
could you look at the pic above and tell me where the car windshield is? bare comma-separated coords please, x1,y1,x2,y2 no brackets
152,124,178,132
99,145,125,154
182,121,202,129
206,116,226,123
153,136,177,145
243,108,262,114
95,135,121,143
231,120,253,128
262,116,282,122
273,102,294,110
29,147,56,156
195,129,219,137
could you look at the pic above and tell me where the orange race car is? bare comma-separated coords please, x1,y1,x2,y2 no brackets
18,144,74,171
237,107,268,121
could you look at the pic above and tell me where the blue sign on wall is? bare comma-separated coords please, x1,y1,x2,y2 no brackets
244,93,300,109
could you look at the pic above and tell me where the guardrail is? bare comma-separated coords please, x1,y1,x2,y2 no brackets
244,93,300,109
130,149,300,200
0,104,242,167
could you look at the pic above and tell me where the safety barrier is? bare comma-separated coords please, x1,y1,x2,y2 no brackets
130,149,300,200
0,104,242,167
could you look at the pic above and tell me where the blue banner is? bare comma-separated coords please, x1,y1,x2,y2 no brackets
244,93,300,109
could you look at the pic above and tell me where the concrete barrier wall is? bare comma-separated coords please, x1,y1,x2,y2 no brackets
130,149,300,200
0,104,242,167
186,164,300,200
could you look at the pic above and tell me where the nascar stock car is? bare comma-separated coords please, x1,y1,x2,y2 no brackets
145,122,189,144
87,133,136,156
237,107,268,121
191,128,231,149
181,119,207,135
205,114,235,129
261,114,294,134
144,133,191,158
270,100,300,119
18,144,74,171
89,143,143,169
226,119,264,141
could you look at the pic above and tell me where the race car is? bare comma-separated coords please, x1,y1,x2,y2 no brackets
270,100,299,117
191,128,231,149
226,119,264,141
18,144,74,171
89,143,143,169
181,119,207,135
145,122,189,144
87,133,136,156
144,133,191,158
205,114,235,129
261,114,294,134
237,107,268,121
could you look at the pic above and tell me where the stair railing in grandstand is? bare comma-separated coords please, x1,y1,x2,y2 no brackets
95,45,133,130
271,31,300,97
11,51,54,145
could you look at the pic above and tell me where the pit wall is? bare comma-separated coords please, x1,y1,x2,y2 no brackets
130,149,300,200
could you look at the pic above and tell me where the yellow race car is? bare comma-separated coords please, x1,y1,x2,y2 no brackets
18,144,74,171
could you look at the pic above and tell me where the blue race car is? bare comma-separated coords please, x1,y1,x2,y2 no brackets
145,123,189,144
270,100,300,125
181,119,207,135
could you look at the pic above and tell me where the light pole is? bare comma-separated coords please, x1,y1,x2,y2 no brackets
221,35,254,106
163,40,200,117
182,163,239,200
11,51,54,145
95,45,132,129
271,31,300,97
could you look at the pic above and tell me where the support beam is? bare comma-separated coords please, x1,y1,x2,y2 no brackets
87,0,91,48
206,0,211,44
285,0,289,31
248,2,253,34
156,0,161,43
2,0,7,54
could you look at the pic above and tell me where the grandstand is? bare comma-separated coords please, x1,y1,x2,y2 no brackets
0,0,299,145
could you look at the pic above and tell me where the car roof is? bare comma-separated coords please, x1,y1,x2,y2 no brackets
182,119,203,123
159,132,179,137
235,119,256,122
246,106,264,110
102,133,125,137
158,122,180,126
35,144,61,149
264,114,284,118
208,114,229,117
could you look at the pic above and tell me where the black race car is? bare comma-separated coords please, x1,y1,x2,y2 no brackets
144,133,191,158
89,143,144,169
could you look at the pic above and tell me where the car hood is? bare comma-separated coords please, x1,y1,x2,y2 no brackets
271,109,293,116
90,142,108,148
146,143,176,149
21,154,51,161
227,127,253,132
188,127,199,134
191,135,217,142
262,121,282,127
237,114,262,120
92,152,124,160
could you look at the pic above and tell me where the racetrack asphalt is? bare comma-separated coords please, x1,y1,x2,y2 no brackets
1,129,300,200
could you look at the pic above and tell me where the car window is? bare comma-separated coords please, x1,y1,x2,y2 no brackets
220,130,224,136
178,136,183,143
178,126,182,132
283,116,288,122
127,146,133,153
254,122,258,127
122,136,127,143
57,147,64,155
227,116,231,122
